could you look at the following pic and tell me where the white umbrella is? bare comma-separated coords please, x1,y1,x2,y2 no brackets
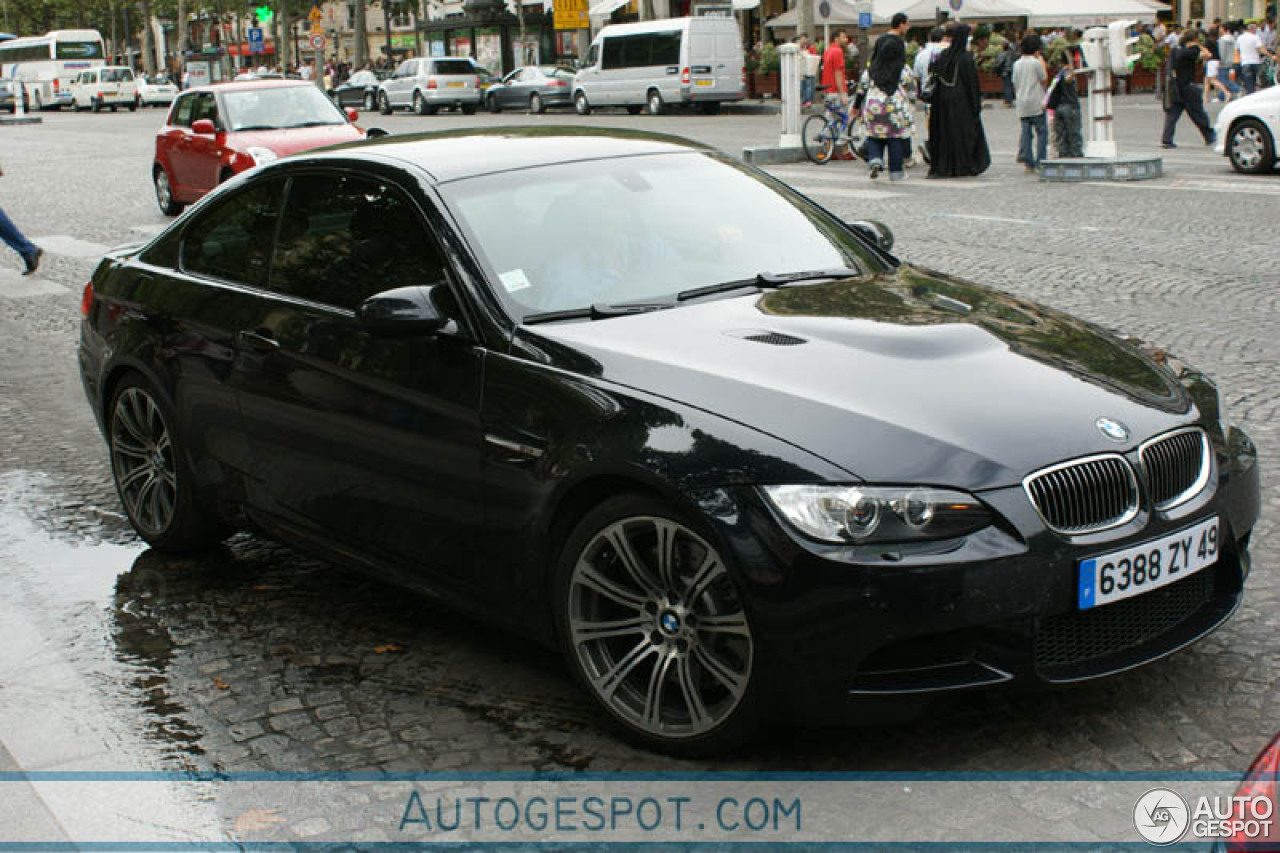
881,0,1031,21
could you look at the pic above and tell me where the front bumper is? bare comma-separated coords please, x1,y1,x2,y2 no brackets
694,426,1260,721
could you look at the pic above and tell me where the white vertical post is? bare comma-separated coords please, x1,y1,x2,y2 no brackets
13,80,24,118
779,43,801,148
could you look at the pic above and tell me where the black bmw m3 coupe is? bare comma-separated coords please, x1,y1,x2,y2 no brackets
79,128,1260,754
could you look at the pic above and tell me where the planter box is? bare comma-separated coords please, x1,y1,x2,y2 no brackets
978,70,1004,95
753,71,779,98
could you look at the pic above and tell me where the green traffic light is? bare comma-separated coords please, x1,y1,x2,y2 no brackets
254,5,274,24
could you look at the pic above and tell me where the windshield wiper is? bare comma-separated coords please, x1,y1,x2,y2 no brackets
232,124,278,131
284,121,337,128
676,267,859,302
521,302,672,325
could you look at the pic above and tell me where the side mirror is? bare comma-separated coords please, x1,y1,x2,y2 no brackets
848,219,894,253
365,127,390,138
192,118,216,135
356,284,451,337
347,108,358,121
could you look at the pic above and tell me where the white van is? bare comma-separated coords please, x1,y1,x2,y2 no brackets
573,16,744,116
71,65,138,112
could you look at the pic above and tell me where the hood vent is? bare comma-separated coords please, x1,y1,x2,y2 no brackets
727,329,808,347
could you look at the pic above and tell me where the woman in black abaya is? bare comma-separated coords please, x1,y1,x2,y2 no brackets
926,24,991,177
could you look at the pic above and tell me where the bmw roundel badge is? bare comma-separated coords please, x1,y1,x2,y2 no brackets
1096,417,1130,443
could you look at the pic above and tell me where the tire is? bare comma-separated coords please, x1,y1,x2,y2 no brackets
110,104,117,112
486,92,501,113
574,90,591,116
153,166,183,216
91,97,101,113
1228,119,1276,175
461,102,477,116
530,92,544,114
364,91,376,111
646,89,664,115
802,113,836,165
413,90,428,116
424,104,439,115
107,374,228,552
378,91,392,115
626,105,643,115
552,493,760,756
129,99,138,112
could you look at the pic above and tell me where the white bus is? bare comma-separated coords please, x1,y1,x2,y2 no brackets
0,29,106,109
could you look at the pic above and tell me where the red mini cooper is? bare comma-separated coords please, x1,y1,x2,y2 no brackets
152,79,369,215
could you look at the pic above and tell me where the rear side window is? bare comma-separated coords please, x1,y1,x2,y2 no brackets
171,93,196,127
603,32,681,69
181,179,283,288
432,59,474,75
268,173,448,311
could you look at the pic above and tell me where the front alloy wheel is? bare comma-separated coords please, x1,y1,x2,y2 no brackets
153,166,182,216
378,91,392,115
1229,120,1275,175
559,498,757,753
574,90,591,115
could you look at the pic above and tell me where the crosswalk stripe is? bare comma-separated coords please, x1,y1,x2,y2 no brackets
0,269,67,297
29,235,111,259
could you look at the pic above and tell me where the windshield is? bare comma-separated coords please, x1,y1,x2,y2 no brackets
222,85,345,130
348,70,378,86
441,152,878,316
101,68,132,82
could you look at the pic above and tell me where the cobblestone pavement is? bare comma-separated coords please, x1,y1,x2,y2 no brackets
0,100,1275,791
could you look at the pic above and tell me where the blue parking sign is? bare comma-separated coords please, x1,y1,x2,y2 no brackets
248,27,265,54
858,11,871,26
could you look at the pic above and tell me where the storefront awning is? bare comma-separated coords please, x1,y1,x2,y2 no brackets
732,0,762,9
589,0,630,16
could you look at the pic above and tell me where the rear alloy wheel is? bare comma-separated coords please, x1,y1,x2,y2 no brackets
555,495,759,755
413,90,428,116
153,166,183,216
461,102,476,115
646,89,664,115
91,97,101,113
574,90,591,116
129,96,138,112
364,91,376,111
1229,119,1276,175
486,92,501,113
530,92,545,114
108,377,227,552
378,91,392,115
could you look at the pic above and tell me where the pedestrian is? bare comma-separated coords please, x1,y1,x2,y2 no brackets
926,24,990,177
1161,30,1215,149
994,37,1017,107
1047,51,1083,158
796,33,818,107
853,34,914,181
1236,23,1274,95
820,30,854,160
1217,25,1241,98
0,162,41,276
1013,35,1048,172
1203,26,1234,104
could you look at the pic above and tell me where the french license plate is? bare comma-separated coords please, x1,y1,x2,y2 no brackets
695,79,714,87
447,81,465,88
1077,517,1219,610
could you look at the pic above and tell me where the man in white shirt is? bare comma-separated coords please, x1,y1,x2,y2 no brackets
1237,23,1275,94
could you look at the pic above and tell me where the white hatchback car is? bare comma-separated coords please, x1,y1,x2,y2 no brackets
138,74,178,107
1214,85,1280,174
71,66,139,112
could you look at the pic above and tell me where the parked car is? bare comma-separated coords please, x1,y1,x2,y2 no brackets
71,65,139,112
484,65,575,113
151,79,368,216
376,56,479,115
0,77,29,113
573,16,744,115
1215,732,1280,851
83,128,1259,755
1214,85,1280,174
329,68,387,110
138,73,178,107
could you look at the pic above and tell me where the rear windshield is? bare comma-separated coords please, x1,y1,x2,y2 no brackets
547,67,576,80
101,68,133,82
56,41,103,59
432,60,474,75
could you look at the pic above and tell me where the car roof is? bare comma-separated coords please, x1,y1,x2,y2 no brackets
313,127,714,183
188,79,314,95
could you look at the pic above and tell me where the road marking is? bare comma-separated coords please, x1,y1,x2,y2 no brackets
30,234,111,259
1081,178,1280,196
0,269,67,297
765,167,999,189
935,213,1039,225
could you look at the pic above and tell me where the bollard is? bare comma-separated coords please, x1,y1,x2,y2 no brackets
14,80,24,118
778,43,801,149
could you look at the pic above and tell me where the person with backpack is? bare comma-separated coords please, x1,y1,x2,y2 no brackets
853,34,915,180
1161,30,1215,149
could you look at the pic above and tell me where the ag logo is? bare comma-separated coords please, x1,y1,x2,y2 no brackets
1133,788,1189,845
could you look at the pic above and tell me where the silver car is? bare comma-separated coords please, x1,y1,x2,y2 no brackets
376,57,480,116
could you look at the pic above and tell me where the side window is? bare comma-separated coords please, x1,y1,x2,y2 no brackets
269,173,448,311
602,37,623,70
181,179,283,287
652,32,681,66
172,93,196,127
191,93,219,126
586,43,599,68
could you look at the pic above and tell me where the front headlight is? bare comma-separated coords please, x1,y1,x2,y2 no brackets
762,484,992,545
246,146,278,167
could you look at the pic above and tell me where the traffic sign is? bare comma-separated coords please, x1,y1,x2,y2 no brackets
309,33,326,50
308,5,323,21
247,27,265,54
553,0,589,29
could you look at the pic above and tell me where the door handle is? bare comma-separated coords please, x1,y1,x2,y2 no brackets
237,329,279,353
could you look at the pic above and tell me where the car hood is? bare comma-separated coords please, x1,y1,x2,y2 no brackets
228,124,365,156
521,266,1198,491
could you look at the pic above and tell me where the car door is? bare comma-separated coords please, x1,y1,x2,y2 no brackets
231,167,487,592
496,69,520,108
183,92,223,196
161,92,200,195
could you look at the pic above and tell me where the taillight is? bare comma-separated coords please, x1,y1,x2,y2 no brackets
53,79,60,90
1226,733,1280,852
549,80,566,87
427,77,437,89
81,282,95,317
681,67,690,85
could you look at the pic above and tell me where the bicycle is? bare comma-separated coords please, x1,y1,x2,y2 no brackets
802,95,863,165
